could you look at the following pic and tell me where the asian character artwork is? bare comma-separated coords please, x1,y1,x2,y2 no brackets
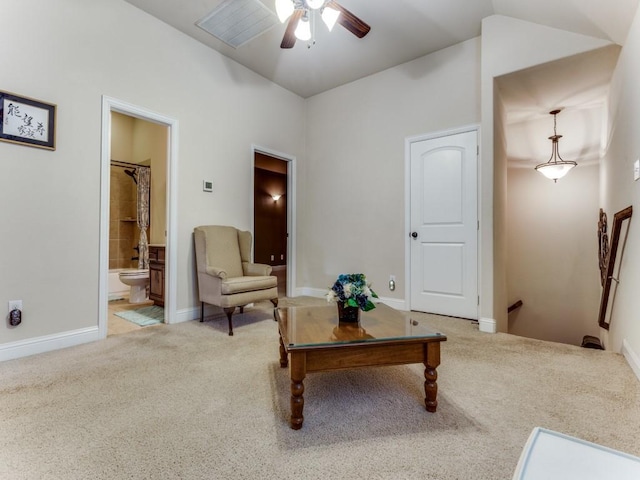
0,92,56,150
3,99,48,141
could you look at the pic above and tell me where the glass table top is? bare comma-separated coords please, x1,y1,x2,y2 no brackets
277,303,446,349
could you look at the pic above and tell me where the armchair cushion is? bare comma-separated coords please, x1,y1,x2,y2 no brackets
221,276,277,295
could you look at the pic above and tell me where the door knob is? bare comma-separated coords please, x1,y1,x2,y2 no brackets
411,232,418,239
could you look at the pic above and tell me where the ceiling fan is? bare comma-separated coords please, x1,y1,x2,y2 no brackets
275,0,371,49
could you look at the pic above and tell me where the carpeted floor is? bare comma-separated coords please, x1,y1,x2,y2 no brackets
0,296,639,479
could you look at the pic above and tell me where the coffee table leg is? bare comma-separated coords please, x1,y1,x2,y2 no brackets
279,332,288,368
290,352,306,429
424,342,441,412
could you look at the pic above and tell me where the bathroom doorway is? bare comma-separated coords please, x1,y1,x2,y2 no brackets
99,97,178,338
108,155,155,335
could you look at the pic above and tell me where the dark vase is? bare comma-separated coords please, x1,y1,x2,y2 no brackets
337,301,360,324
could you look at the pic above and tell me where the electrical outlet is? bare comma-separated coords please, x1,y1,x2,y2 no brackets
8,300,22,312
634,159,640,181
270,255,274,261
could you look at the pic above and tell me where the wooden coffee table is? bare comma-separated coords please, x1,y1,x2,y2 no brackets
276,303,447,429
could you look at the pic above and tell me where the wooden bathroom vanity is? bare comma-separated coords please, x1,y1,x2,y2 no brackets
148,245,165,307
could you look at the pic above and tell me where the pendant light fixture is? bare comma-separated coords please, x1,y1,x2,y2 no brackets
534,109,577,182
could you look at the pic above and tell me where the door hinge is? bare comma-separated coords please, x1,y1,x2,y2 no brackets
477,220,480,230
477,296,480,306
477,145,479,156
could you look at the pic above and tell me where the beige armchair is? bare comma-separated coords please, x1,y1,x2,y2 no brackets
194,225,278,336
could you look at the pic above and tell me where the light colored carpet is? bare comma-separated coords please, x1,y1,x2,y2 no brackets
114,305,164,326
1,296,639,479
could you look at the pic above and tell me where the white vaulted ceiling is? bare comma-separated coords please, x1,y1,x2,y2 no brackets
124,0,639,167
124,0,638,98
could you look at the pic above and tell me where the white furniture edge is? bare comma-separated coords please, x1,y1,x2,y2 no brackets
513,427,640,480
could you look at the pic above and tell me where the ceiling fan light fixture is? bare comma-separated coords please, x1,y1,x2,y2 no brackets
279,0,369,49
321,6,340,31
306,0,326,9
275,0,294,22
294,15,312,41
534,109,577,183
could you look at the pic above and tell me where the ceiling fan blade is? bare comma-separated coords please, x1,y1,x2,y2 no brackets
328,1,371,38
280,10,303,49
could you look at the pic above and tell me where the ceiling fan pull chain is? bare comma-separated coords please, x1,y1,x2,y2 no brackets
309,7,315,48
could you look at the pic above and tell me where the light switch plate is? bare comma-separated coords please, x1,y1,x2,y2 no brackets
203,180,213,192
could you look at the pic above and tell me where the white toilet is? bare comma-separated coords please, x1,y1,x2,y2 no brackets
118,269,150,303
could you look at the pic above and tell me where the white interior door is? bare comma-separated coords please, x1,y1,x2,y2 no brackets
410,129,478,319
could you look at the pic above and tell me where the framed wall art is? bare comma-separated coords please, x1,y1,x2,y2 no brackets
0,91,56,150
598,205,632,330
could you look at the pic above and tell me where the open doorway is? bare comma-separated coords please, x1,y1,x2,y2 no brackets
252,147,296,298
106,113,167,335
99,96,178,338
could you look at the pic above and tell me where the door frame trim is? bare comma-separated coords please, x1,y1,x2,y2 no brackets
251,144,297,298
99,96,179,337
404,124,480,313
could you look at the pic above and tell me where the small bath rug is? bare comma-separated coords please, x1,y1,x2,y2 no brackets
115,305,164,326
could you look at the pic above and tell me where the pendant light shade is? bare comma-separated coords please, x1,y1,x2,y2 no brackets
294,15,312,41
534,109,577,182
275,0,294,22
321,6,340,31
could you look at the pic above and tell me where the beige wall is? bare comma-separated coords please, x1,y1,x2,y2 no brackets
507,164,601,345
302,38,481,302
111,113,134,163
131,118,167,245
493,87,509,332
0,0,304,348
601,4,640,362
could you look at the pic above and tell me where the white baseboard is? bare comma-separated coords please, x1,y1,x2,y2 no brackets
479,317,497,333
0,289,492,362
175,305,227,324
377,296,407,311
622,340,640,382
293,287,407,310
295,287,327,298
176,306,200,323
0,327,101,362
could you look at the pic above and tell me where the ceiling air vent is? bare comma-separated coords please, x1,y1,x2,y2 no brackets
196,0,278,48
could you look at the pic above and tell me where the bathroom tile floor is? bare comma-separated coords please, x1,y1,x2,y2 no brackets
108,297,162,336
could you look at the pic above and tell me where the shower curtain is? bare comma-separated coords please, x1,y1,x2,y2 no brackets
137,166,151,269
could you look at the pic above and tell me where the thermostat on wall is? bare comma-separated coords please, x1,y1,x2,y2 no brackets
203,180,213,192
